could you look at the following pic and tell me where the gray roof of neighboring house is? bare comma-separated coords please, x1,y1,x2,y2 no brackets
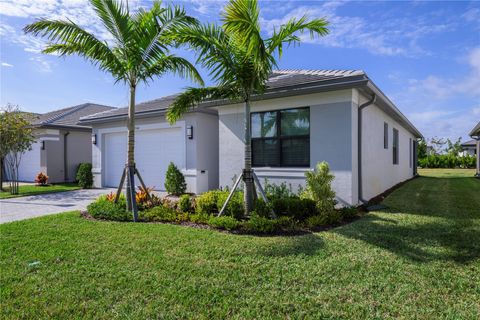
79,69,422,138
33,103,115,129
470,121,480,137
461,139,477,147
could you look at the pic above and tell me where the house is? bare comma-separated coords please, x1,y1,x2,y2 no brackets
78,96,219,194
5,103,115,183
80,69,422,206
470,121,480,177
460,139,477,157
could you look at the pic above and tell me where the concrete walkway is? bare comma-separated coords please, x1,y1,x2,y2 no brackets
0,188,113,224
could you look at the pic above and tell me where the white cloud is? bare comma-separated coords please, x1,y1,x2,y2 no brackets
1,62,14,67
29,56,53,72
259,1,456,57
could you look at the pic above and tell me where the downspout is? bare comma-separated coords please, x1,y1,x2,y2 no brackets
357,93,376,204
63,132,70,182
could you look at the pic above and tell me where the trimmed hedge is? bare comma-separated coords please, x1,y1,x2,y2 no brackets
76,163,93,189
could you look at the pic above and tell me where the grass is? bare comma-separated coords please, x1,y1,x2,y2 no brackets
0,183,80,199
1,169,479,319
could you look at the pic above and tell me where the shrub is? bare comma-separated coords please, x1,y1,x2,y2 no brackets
164,162,186,195
270,197,317,220
189,213,212,224
178,194,193,213
254,198,272,218
87,195,130,221
275,216,300,231
216,191,244,219
245,213,278,233
263,179,296,200
418,154,476,169
35,172,48,186
195,190,221,214
340,206,358,219
208,216,240,230
305,210,342,228
301,161,336,214
76,163,93,189
142,205,177,222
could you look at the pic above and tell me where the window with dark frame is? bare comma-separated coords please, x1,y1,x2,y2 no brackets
384,122,388,149
393,128,399,165
251,107,310,167
409,138,412,168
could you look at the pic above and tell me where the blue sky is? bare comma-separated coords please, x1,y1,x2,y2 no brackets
1,0,479,141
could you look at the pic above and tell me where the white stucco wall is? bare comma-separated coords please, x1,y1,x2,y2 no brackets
217,89,357,205
90,111,218,193
358,90,417,201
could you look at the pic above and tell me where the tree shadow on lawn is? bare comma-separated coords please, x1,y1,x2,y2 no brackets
334,176,480,264
256,234,325,258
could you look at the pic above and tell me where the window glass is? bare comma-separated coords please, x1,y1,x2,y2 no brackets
251,112,276,138
252,139,280,167
281,108,310,136
281,138,310,166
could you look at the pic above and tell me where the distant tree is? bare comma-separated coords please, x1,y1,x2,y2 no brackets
445,137,463,156
417,139,427,160
0,104,36,194
429,137,446,155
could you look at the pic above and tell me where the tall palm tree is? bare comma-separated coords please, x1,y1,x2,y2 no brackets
24,0,203,221
167,0,329,215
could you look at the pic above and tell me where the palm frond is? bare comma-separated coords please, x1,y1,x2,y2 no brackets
142,55,203,86
266,16,329,57
167,86,241,124
23,19,124,77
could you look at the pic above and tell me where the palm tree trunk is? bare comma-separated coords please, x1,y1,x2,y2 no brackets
244,98,254,214
126,85,138,221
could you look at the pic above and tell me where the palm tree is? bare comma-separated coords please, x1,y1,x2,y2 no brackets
167,0,329,215
24,0,203,221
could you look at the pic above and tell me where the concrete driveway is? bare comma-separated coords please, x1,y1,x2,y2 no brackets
0,188,113,224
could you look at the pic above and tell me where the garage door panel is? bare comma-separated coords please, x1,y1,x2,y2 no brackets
103,127,184,190
17,142,41,182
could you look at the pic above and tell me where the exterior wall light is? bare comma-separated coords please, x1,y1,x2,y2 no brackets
186,126,193,139
41,140,45,150
92,134,97,145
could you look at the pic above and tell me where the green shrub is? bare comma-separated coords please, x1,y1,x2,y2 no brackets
305,210,342,228
178,194,193,213
270,197,317,220
208,216,240,230
164,162,186,196
76,163,93,189
245,213,278,233
195,190,221,214
189,213,212,224
418,154,476,169
254,198,272,218
143,205,177,222
263,179,296,199
301,161,336,213
275,216,300,231
340,206,358,219
216,191,244,219
87,195,130,221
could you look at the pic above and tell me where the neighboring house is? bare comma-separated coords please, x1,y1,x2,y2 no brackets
460,139,477,157
470,121,480,177
79,96,219,194
5,103,115,183
80,69,422,206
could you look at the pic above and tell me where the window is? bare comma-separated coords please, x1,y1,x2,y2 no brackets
384,122,388,149
251,107,310,167
393,128,399,165
409,138,412,168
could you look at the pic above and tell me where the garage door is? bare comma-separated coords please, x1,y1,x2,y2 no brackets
12,141,41,182
103,127,184,190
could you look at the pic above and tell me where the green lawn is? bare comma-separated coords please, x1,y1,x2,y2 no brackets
0,183,80,199
1,169,479,319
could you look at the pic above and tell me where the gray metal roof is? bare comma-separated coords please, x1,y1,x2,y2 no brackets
461,139,477,147
78,69,422,138
33,103,115,128
470,121,480,137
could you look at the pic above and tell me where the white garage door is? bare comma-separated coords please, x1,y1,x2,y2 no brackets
103,127,184,190
14,142,42,182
